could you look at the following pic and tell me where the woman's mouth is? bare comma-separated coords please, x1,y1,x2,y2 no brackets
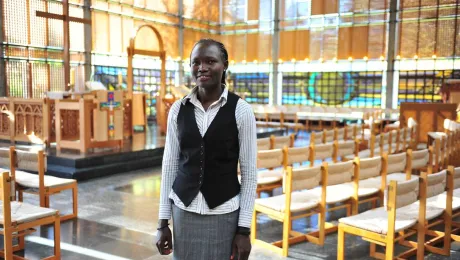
198,75,211,81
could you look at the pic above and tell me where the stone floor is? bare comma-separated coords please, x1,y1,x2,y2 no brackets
5,165,460,260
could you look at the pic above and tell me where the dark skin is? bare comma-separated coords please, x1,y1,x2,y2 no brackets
155,42,252,260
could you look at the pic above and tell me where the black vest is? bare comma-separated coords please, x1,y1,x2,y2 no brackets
173,91,241,209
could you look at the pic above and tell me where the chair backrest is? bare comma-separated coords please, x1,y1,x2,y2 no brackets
336,127,345,141
285,165,322,192
386,178,419,209
409,149,430,170
390,130,399,151
0,148,9,169
323,161,354,186
271,134,294,149
284,146,310,166
454,167,460,189
356,156,383,180
311,143,334,163
267,112,282,121
257,137,271,150
324,129,335,143
333,140,356,158
0,171,12,228
14,149,46,172
310,131,324,145
387,152,408,174
257,149,284,169
426,170,446,198
345,124,357,140
399,128,407,150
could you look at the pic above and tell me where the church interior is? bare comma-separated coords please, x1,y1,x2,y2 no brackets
1,0,460,259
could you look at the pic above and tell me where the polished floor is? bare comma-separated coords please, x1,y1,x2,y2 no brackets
3,130,460,259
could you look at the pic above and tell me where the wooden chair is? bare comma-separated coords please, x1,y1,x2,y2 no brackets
344,124,358,141
408,148,432,174
349,155,388,214
0,171,61,259
251,165,327,256
271,134,295,150
8,147,78,221
323,129,335,143
335,127,346,141
332,139,358,162
397,167,454,258
283,146,310,168
257,137,271,151
309,131,324,146
256,149,285,197
309,143,334,166
337,177,426,260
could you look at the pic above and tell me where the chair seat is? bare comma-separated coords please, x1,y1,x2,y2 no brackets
266,122,282,127
15,170,76,189
257,170,283,185
339,207,417,234
0,201,57,224
398,201,445,221
255,191,320,213
307,184,354,204
342,180,380,197
425,189,460,211
283,122,304,128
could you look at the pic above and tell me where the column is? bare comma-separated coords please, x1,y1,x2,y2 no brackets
271,0,281,105
178,0,184,85
84,0,92,83
384,0,400,109
0,0,5,97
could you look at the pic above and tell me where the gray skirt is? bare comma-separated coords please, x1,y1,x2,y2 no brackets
172,204,239,260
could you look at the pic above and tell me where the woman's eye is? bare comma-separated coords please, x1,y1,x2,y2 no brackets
208,60,216,64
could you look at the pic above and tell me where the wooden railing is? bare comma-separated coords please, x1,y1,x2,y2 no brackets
0,97,135,146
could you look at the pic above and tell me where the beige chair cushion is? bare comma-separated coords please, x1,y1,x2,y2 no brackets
342,181,380,197
258,149,283,169
399,201,445,221
15,170,76,189
307,184,354,204
358,157,382,180
288,166,322,191
272,136,291,149
267,122,282,127
411,149,430,170
313,144,334,161
326,161,354,185
387,153,407,174
255,191,320,213
257,170,283,185
427,170,446,198
283,122,303,128
454,167,460,190
286,147,310,165
336,140,355,157
257,138,271,151
339,207,417,234
0,201,57,224
385,178,419,209
425,189,460,211
0,148,9,168
344,149,371,160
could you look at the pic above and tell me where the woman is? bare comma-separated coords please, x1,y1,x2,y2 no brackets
155,39,257,260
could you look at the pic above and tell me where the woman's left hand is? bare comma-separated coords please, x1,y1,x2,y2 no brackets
230,234,251,260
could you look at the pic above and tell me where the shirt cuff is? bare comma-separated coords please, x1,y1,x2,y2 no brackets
159,204,172,220
237,209,253,228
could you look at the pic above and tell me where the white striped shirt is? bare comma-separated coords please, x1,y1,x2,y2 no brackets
158,87,258,228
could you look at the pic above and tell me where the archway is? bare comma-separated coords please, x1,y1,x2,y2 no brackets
127,24,167,135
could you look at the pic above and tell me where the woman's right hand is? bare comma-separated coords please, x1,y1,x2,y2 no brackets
156,226,173,255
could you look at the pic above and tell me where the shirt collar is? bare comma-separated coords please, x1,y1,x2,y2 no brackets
181,86,228,107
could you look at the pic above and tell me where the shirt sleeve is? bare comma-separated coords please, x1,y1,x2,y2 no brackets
158,100,182,220
235,100,258,228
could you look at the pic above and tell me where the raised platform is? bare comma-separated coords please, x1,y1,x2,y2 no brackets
10,125,285,181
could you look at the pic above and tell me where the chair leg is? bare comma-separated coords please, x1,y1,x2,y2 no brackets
18,190,23,202
45,195,50,208
282,215,291,257
385,241,394,260
54,215,61,259
72,185,78,218
250,210,257,243
337,226,345,260
4,229,13,260
18,235,25,250
370,243,377,257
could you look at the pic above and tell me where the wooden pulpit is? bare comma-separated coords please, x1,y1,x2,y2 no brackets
93,90,124,142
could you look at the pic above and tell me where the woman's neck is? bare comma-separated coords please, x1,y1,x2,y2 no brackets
197,85,223,105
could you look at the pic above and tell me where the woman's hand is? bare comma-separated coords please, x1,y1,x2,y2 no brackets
230,234,251,260
156,226,173,255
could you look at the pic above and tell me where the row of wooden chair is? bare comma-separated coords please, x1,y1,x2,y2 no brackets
0,146,78,259
338,166,459,260
251,148,433,257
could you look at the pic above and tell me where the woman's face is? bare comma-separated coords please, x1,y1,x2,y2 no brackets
190,43,227,89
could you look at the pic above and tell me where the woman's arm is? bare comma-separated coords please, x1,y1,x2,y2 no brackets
235,100,258,228
158,101,181,221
